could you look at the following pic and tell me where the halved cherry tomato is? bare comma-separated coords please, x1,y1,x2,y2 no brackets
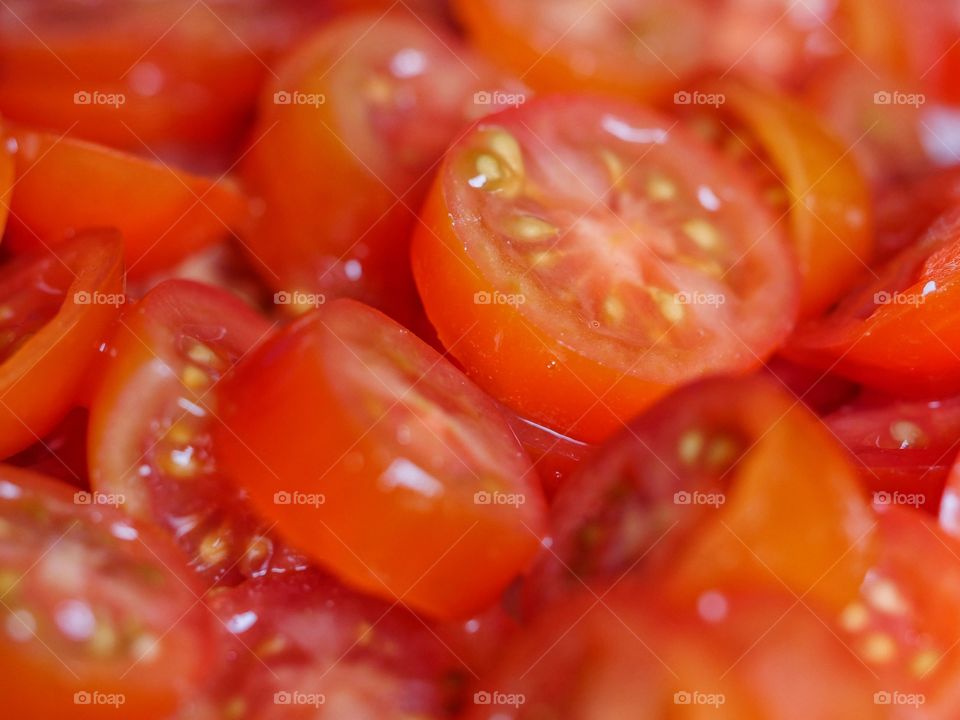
825,394,960,513
524,376,874,614
88,280,305,586
0,231,123,459
213,299,547,620
0,464,214,719
0,1,332,157
464,584,882,719
189,569,466,719
412,94,799,443
787,208,960,396
242,11,524,324
5,126,248,279
833,506,960,712
685,79,873,318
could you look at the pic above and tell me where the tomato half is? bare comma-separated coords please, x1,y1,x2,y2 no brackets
187,569,465,719
0,465,214,719
685,80,874,318
506,414,593,500
787,208,960,396
826,394,960,514
833,507,960,713
5,126,249,279
88,280,305,586
413,94,799,442
0,1,332,156
213,299,547,620
0,231,124,459
464,585,881,719
242,10,524,324
524,376,874,614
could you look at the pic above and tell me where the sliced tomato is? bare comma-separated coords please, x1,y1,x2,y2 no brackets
187,569,465,719
0,231,124,459
685,79,873,318
873,165,960,262
8,407,90,488
506,414,593,500
826,394,960,514
787,208,960,396
524,376,874,614
413,95,799,443
88,280,305,586
4,126,249,279
833,507,960,712
242,10,525,325
213,299,547,620
0,1,332,156
0,464,214,719
463,585,882,719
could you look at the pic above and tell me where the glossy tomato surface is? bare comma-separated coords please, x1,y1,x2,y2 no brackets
413,95,800,443
0,231,124,459
242,10,524,324
88,280,305,586
0,465,214,719
214,299,547,619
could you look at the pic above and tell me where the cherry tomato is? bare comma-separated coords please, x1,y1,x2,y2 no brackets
787,208,960,396
88,280,305,586
242,11,524,324
464,585,882,719
4,126,249,279
413,94,799,443
826,394,960,513
0,464,214,719
187,569,466,719
0,1,332,156
213,299,548,620
686,80,873,318
525,376,874,614
0,231,124,459
834,506,960,713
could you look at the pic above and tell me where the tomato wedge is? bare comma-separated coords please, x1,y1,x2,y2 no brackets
0,465,214,719
242,10,524,324
190,569,466,719
524,376,874,614
213,299,547,620
685,80,874,318
88,280,305,586
0,231,124,459
826,394,960,514
5,126,248,279
787,208,960,396
413,94,799,442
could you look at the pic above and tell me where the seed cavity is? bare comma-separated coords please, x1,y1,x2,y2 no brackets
508,216,558,241
682,219,721,251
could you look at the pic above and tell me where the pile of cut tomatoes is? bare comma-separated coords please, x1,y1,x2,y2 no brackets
3,1,960,717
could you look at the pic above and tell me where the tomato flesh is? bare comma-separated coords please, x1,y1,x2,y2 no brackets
0,465,214,719
88,280,306,586
214,299,547,619
414,94,799,442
